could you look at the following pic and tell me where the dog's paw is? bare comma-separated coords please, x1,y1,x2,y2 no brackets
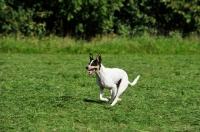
117,98,122,101
104,105,112,109
105,98,110,102
107,97,112,101
100,98,109,102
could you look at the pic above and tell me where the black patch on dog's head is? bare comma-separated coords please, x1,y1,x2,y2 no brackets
87,53,101,67
96,53,102,62
90,53,93,62
86,53,102,75
90,60,100,67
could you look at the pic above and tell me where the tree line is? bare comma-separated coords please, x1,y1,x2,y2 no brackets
0,0,200,38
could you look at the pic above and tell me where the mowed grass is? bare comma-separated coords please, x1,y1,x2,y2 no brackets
0,54,200,131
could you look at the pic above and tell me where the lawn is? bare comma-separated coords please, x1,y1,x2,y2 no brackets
0,54,200,131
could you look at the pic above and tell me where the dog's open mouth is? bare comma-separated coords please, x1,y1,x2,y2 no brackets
87,69,96,75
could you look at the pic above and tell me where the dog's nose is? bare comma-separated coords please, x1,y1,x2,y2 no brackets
86,66,88,70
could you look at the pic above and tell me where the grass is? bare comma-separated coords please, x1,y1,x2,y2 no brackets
0,34,200,54
0,53,200,131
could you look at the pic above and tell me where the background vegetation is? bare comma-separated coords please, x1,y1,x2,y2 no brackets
0,34,199,54
1,0,200,38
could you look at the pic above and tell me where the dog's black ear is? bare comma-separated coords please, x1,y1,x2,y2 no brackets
96,53,102,62
90,53,93,61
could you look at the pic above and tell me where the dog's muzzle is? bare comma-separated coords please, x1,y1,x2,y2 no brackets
86,65,99,75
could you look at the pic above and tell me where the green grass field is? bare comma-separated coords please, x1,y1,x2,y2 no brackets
0,53,199,131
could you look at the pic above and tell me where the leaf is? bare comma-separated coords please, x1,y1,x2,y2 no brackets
67,13,74,21
186,18,191,23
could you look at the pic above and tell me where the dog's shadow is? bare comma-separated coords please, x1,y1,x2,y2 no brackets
60,95,105,104
60,96,111,109
83,98,105,104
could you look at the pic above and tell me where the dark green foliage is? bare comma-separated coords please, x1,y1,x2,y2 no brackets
0,0,200,37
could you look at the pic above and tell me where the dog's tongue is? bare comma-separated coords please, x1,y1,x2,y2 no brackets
88,69,95,75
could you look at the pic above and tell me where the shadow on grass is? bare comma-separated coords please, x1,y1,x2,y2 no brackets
83,98,105,104
57,95,106,107
60,95,104,104
84,99,114,109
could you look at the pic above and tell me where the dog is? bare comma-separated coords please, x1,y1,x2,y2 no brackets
86,53,140,106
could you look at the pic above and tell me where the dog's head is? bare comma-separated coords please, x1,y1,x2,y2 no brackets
86,53,101,75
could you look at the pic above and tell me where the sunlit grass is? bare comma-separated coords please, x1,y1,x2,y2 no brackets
0,54,199,131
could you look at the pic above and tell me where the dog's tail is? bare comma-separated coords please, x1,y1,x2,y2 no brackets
129,75,140,86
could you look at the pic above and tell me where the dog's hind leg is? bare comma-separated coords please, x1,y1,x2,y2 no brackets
100,87,109,102
107,89,112,100
110,80,128,106
110,84,118,100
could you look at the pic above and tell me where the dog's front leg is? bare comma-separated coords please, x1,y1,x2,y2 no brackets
99,87,109,102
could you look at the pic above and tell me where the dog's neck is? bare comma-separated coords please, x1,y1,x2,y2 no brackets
95,64,106,79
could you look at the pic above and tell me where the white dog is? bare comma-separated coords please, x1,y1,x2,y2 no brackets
86,53,140,106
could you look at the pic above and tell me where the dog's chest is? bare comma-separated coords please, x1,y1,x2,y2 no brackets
96,77,105,86
95,73,109,87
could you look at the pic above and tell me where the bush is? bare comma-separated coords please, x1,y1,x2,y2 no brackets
0,0,200,38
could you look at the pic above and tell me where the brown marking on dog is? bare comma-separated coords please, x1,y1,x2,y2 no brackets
90,65,100,71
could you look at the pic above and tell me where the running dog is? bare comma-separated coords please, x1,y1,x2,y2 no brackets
86,53,140,106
